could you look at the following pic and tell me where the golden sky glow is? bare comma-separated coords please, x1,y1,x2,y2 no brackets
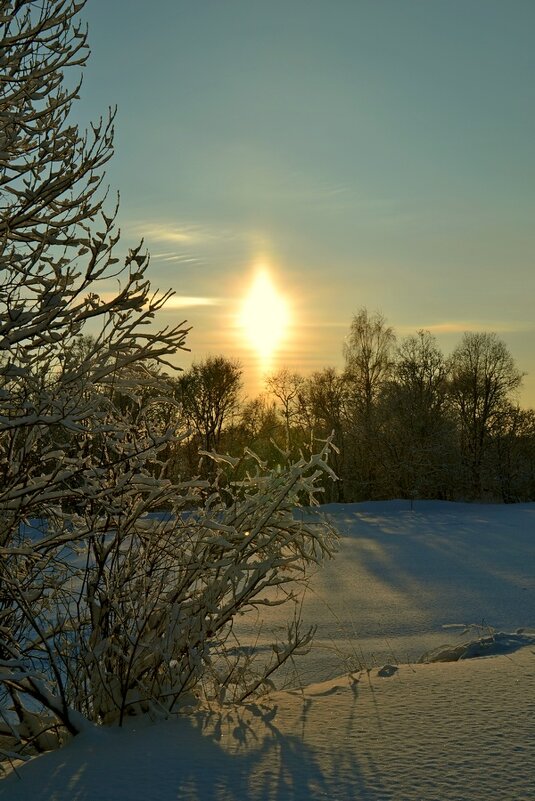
83,2,535,408
238,268,290,372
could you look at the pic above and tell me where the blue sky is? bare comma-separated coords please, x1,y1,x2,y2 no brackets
78,0,535,403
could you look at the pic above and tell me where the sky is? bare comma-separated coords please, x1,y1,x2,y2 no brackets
76,0,535,404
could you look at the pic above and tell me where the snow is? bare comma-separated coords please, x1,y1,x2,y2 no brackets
1,500,534,800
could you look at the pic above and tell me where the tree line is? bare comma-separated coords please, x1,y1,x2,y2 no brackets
158,309,534,504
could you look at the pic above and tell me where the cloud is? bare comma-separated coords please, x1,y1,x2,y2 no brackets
127,220,243,248
399,321,535,335
133,222,198,245
161,295,221,309
120,219,255,274
94,291,221,310
150,251,203,265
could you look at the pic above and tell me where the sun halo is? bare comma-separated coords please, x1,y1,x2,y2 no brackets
239,269,290,369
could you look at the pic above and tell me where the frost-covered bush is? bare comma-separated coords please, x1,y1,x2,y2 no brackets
1,445,336,745
0,0,337,763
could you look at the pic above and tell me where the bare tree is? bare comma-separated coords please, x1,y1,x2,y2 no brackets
176,356,242,468
448,332,523,497
383,331,454,499
265,368,306,455
486,404,535,502
301,368,347,501
231,395,281,466
343,308,396,413
343,309,396,498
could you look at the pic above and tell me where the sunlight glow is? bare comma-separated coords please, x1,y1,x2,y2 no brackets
239,269,290,370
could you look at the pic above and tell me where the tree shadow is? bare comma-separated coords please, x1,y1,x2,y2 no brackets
290,501,535,672
193,690,390,800
0,687,391,801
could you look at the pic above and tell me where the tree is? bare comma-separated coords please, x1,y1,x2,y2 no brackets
448,332,523,497
383,331,454,499
0,0,190,531
230,395,281,467
0,1,337,761
485,404,535,502
301,368,348,501
343,309,396,499
265,368,306,455
343,308,396,414
176,356,242,475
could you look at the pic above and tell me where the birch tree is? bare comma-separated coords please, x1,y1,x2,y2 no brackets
265,368,306,455
343,309,396,498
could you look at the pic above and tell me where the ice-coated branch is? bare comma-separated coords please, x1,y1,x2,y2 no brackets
0,1,338,764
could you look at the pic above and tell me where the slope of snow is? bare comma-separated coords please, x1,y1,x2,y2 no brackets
237,500,535,685
1,501,534,800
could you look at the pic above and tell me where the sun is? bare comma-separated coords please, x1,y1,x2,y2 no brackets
239,269,290,367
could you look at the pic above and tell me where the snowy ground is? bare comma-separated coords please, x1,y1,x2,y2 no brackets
2,501,534,800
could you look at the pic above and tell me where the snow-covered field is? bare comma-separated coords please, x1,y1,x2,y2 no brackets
2,501,534,801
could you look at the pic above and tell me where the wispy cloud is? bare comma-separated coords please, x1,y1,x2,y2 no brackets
402,321,535,335
95,291,221,309
150,251,203,265
122,220,253,274
134,222,199,245
127,220,243,247
161,295,221,309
